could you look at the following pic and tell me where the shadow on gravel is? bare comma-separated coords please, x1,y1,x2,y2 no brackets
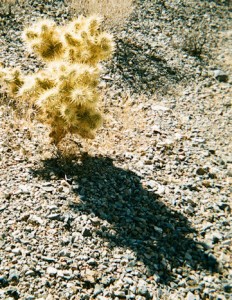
32,153,219,284
113,38,183,95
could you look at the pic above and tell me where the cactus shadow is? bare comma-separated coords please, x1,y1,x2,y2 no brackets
32,153,219,284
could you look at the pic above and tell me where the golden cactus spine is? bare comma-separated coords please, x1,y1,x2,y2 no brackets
0,16,115,144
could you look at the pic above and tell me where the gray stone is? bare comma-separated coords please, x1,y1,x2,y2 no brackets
81,269,98,284
196,167,209,175
87,258,97,266
146,180,157,189
93,284,103,297
101,276,113,287
114,291,126,297
124,277,134,285
11,248,22,255
8,270,19,285
214,70,229,82
6,288,20,299
0,204,8,212
186,291,196,300
0,276,9,287
47,213,61,221
42,256,56,262
153,274,161,283
25,296,35,300
153,226,163,234
82,227,92,237
185,205,195,214
137,280,148,296
152,105,170,111
42,186,54,193
223,284,232,293
28,215,43,225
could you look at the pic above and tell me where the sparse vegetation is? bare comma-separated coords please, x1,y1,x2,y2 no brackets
66,0,134,29
0,16,115,144
180,20,216,58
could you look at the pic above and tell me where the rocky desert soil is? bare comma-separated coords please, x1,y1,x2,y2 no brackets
0,0,231,299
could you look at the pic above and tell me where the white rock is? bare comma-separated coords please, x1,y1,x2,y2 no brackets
186,291,196,300
46,267,57,276
28,215,43,225
152,105,170,111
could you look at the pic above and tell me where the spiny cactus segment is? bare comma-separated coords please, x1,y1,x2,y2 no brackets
0,65,24,96
21,15,114,66
22,19,65,62
0,16,115,144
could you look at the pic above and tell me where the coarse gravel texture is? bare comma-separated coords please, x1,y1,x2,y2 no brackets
0,0,231,299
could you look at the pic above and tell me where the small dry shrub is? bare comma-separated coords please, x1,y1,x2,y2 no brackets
179,19,217,58
66,0,134,29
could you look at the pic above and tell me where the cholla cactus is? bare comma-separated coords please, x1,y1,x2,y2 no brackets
0,16,114,144
0,65,24,96
22,16,114,66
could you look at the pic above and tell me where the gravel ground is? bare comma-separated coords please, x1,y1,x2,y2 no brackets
0,0,231,299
